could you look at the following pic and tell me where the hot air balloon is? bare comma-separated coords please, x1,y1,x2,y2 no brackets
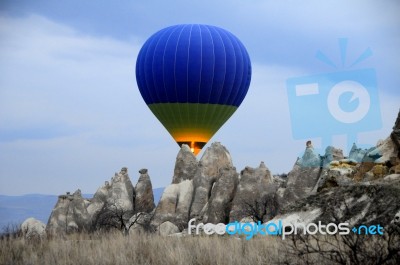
135,24,251,155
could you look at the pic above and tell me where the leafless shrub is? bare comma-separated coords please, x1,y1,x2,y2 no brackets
0,223,22,240
284,223,400,265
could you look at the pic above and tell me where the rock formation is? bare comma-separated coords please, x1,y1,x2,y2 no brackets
322,146,344,167
298,142,322,168
135,169,155,213
152,142,286,229
271,110,400,230
158,221,179,236
21,217,46,240
277,176,400,228
151,145,196,228
229,162,276,222
46,189,91,235
190,142,234,220
391,109,400,158
393,210,400,224
44,109,400,237
349,143,369,162
152,142,239,229
172,145,198,184
151,180,194,228
47,167,154,235
279,143,344,209
203,166,238,223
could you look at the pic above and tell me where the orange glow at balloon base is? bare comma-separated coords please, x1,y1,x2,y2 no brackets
177,140,206,155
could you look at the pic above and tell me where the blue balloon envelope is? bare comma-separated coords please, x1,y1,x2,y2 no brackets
136,24,251,154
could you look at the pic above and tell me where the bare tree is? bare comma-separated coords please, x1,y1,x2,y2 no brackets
92,199,153,235
241,193,279,223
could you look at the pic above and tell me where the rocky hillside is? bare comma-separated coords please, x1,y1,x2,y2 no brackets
38,110,400,237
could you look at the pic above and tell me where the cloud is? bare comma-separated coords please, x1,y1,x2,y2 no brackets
0,8,399,195
0,14,177,194
0,15,146,139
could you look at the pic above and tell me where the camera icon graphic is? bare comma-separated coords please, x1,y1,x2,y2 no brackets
286,39,382,152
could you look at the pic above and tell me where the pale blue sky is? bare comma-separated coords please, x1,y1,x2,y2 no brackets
0,0,399,195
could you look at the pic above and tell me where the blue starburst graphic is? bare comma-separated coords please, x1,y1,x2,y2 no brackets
352,227,357,233
286,38,382,154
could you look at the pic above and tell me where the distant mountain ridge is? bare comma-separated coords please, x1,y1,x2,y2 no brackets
0,188,165,229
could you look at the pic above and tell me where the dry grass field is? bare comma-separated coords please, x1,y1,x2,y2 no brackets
1,228,399,265
0,232,286,265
